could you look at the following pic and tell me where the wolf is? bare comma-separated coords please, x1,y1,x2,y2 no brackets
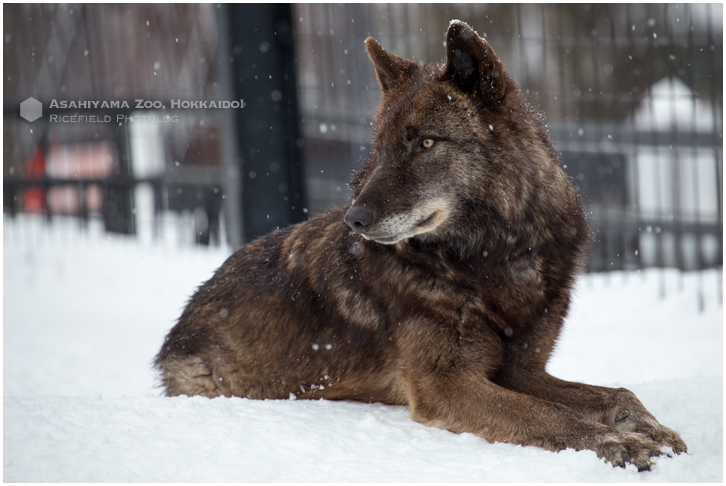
155,21,686,470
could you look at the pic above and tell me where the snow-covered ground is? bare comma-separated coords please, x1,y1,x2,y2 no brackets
3,215,723,482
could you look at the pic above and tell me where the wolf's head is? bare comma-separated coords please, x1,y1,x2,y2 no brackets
345,21,583,256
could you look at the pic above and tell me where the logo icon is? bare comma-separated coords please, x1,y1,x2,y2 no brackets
20,97,42,122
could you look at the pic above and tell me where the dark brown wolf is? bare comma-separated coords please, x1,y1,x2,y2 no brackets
155,20,686,470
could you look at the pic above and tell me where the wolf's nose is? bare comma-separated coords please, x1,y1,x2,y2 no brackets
344,205,373,234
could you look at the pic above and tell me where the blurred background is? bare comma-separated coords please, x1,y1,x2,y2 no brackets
4,3,723,275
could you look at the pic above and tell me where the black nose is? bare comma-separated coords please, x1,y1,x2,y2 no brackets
344,205,373,234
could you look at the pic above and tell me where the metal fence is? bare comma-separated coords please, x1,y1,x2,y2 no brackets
4,4,227,244
4,4,723,275
293,3,723,274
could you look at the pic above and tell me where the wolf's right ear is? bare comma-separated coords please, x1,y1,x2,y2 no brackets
366,37,419,92
442,21,508,103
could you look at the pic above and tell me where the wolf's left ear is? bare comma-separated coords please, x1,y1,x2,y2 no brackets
442,21,507,102
366,37,420,91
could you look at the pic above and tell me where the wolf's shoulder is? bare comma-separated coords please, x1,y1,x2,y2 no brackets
224,206,353,267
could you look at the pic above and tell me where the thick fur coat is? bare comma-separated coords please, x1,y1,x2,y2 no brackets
156,21,686,470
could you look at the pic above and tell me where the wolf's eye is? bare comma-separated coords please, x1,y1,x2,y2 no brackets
421,138,435,150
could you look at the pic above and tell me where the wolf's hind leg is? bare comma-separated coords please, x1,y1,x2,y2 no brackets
158,355,226,398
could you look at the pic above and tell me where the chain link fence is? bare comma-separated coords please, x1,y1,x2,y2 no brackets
293,3,722,273
4,4,722,275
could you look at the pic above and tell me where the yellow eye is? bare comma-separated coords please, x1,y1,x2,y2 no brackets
422,138,435,149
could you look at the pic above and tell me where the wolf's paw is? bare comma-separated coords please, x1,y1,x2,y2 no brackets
606,388,688,456
613,408,688,456
593,431,667,471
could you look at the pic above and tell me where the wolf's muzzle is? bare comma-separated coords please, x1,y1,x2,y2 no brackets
344,205,373,234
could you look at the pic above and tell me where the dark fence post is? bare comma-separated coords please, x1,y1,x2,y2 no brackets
104,124,135,235
221,3,307,245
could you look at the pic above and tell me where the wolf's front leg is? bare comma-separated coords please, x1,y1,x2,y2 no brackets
400,367,666,470
395,318,664,469
493,370,688,458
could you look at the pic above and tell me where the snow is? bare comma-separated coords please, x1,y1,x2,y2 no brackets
3,215,723,482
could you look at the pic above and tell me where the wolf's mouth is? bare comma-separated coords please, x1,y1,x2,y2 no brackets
366,211,442,245
368,234,400,244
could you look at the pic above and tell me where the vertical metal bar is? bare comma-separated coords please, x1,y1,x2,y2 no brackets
516,4,529,90
214,4,244,249
222,4,307,244
683,4,705,310
539,4,548,118
625,4,643,272
555,5,569,129
704,3,723,308
663,4,685,280
590,7,611,274
105,123,134,235
641,4,666,296
608,8,629,273
78,181,88,231
704,2,723,222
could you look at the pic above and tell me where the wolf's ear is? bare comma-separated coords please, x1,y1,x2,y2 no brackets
443,21,507,102
366,37,419,91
